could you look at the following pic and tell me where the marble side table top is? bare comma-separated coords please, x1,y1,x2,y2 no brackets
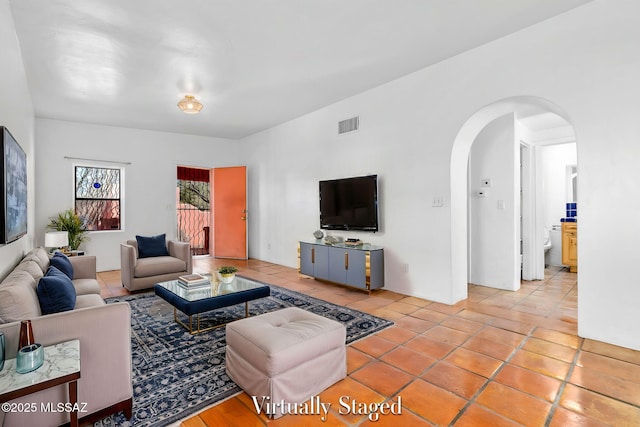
0,339,80,398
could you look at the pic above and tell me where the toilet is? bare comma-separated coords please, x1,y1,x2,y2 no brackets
544,226,552,253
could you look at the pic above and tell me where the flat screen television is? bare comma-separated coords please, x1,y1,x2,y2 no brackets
1,126,28,244
319,174,379,232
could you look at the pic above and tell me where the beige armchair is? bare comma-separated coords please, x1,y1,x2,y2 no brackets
120,239,192,291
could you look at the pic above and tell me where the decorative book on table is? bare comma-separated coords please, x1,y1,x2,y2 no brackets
178,274,210,287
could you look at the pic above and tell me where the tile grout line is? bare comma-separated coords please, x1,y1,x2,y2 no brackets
447,324,540,426
543,337,584,427
355,308,480,426
471,268,580,426
558,345,640,410
348,306,481,426
374,290,543,425
340,267,572,422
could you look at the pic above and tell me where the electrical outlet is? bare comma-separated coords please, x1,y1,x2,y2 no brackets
402,263,409,273
432,196,443,207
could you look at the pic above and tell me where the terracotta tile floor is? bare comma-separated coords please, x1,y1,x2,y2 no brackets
97,261,640,426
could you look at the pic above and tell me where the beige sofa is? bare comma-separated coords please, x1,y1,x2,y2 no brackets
120,239,192,291
0,247,132,427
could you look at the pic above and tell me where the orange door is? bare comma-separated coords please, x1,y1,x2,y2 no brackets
213,166,247,259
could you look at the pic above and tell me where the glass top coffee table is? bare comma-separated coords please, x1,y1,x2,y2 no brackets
154,274,271,334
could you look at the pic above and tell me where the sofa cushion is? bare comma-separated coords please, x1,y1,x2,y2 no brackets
23,247,50,272
75,294,106,309
72,278,101,296
50,252,74,279
134,256,186,277
10,260,44,282
0,274,42,323
136,234,170,258
21,255,47,274
1,270,37,290
36,266,77,315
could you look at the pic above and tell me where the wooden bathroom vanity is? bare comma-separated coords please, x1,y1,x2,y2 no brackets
562,222,578,273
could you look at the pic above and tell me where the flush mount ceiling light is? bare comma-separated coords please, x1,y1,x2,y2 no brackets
177,95,203,114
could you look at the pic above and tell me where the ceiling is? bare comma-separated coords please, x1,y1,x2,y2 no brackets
518,112,571,132
9,0,592,139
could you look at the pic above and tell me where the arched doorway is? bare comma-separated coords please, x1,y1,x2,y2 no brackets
450,96,576,302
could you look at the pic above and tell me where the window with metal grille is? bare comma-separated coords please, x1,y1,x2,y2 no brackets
177,166,210,255
74,166,122,231
177,166,211,255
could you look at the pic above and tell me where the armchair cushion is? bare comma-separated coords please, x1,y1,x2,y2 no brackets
50,252,74,279
36,266,77,315
134,256,187,277
136,234,170,258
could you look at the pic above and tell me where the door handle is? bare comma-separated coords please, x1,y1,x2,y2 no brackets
241,217,247,220
311,248,315,264
344,252,349,270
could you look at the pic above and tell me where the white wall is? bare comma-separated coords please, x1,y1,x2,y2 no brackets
34,119,240,271
0,0,35,279
468,114,519,290
242,90,455,302
241,0,640,350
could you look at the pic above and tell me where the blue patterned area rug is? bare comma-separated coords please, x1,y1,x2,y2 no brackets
97,284,393,427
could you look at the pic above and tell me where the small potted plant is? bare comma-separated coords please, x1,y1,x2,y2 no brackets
218,266,238,283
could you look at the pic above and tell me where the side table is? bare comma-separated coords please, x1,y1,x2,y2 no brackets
0,339,81,427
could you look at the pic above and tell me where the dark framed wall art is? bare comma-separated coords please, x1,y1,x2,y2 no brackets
1,126,28,244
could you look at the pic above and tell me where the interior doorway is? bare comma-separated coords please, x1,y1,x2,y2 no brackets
466,109,576,290
451,96,577,303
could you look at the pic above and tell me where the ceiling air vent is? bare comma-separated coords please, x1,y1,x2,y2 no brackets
338,116,359,134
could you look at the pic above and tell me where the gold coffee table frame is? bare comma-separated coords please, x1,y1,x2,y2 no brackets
173,301,251,334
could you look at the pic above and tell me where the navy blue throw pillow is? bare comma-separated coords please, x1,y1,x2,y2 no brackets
136,234,170,258
37,266,77,315
50,252,74,279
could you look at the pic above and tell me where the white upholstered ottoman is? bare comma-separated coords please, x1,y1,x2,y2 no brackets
225,307,346,418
